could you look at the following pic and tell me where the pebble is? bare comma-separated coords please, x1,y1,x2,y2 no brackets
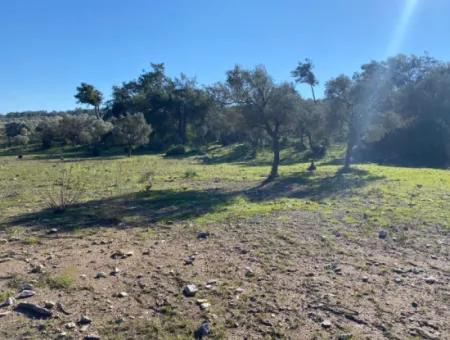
111,267,120,276
118,292,128,298
96,272,107,279
378,230,388,240
16,290,36,299
31,264,45,273
200,302,211,310
0,297,15,308
362,276,369,282
197,232,210,240
424,276,437,284
245,267,255,277
79,315,92,324
20,283,34,291
321,320,332,328
48,228,59,234
194,321,210,339
44,301,56,309
65,322,76,329
183,284,198,297
84,335,101,340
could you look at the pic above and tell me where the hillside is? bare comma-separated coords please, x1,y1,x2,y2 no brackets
0,145,449,339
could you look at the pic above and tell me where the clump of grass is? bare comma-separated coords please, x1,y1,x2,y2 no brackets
0,290,12,302
45,274,75,290
21,236,40,245
184,169,198,178
40,267,77,290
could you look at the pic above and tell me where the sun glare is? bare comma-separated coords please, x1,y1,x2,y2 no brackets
386,0,420,56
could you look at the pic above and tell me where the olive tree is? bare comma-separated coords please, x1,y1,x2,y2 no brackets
112,113,152,157
225,65,301,180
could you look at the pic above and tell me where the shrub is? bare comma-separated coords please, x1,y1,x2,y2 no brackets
46,164,86,213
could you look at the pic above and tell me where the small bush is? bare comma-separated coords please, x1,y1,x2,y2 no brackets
46,164,86,213
184,169,198,178
165,145,186,157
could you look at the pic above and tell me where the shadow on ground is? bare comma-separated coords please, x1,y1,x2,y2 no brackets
5,168,383,232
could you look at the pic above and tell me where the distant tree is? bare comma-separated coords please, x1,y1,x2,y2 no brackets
75,83,104,119
78,118,113,156
325,75,361,170
112,113,152,157
4,121,29,146
172,74,211,145
225,65,301,180
292,58,319,103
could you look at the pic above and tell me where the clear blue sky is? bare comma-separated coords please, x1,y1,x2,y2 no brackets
1,0,449,113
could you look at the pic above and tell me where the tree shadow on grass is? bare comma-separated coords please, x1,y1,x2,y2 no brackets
246,167,384,202
5,189,236,232
5,168,384,232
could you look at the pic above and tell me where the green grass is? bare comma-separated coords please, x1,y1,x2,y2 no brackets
0,144,448,233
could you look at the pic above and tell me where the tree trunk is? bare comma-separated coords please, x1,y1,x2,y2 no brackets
127,146,132,157
95,105,100,119
311,85,317,104
343,127,356,171
269,135,280,180
307,131,314,150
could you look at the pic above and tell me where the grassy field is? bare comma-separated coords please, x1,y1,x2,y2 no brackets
0,145,449,339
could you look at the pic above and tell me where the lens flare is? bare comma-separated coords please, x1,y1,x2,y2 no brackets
386,0,420,56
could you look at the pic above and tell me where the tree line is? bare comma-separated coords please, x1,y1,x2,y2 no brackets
1,54,449,178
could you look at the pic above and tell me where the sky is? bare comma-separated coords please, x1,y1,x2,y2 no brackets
1,0,450,113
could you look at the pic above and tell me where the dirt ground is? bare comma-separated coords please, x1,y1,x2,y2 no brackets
1,208,448,339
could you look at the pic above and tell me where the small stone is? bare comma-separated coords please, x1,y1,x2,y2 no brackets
79,315,92,324
245,267,254,277
197,232,210,240
338,334,353,340
424,276,437,284
362,276,369,282
183,284,198,297
65,322,76,329
56,302,72,315
96,272,107,279
20,283,34,291
84,335,101,340
235,287,244,294
412,302,418,308
378,230,388,240
31,264,45,273
44,301,56,309
0,297,15,308
200,302,210,310
48,228,59,234
117,292,128,298
111,267,120,276
194,321,210,339
184,255,196,265
394,277,402,284
321,320,332,328
16,290,36,299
